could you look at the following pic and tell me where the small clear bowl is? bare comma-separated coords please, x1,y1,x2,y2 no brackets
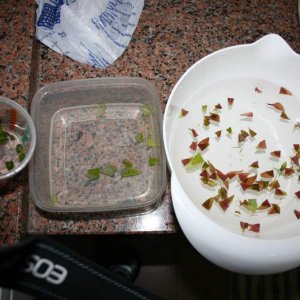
0,97,36,184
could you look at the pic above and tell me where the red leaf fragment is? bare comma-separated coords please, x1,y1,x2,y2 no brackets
279,87,292,95
199,169,209,178
209,113,220,122
267,102,285,112
180,108,189,117
280,111,290,120
270,150,281,158
275,188,287,196
294,210,300,219
260,170,274,178
268,204,280,215
291,156,299,167
219,195,234,211
238,172,250,181
258,199,271,210
228,97,234,105
226,170,242,179
209,172,218,180
214,103,222,110
284,167,295,176
189,128,198,137
241,130,249,139
198,137,210,151
240,222,249,232
256,140,267,149
240,112,254,117
202,198,214,210
216,169,227,182
295,191,300,199
181,158,191,166
294,122,300,130
250,161,259,168
189,141,198,151
255,87,262,93
215,130,222,138
248,223,260,233
294,144,300,152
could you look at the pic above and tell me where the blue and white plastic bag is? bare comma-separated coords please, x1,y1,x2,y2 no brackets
36,0,144,68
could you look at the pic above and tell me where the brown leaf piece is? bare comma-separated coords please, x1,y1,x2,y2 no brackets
240,112,254,117
279,87,292,95
256,140,267,149
267,102,285,112
198,137,210,151
268,204,280,215
270,151,281,158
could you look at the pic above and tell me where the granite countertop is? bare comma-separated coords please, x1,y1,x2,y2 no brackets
0,0,300,246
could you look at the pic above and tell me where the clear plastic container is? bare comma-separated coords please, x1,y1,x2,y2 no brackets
0,97,36,185
29,78,166,214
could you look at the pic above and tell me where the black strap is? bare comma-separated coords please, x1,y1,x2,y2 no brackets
0,237,159,300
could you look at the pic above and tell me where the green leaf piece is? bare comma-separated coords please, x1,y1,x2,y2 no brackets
135,133,144,143
5,160,14,171
122,159,133,168
0,125,8,144
16,144,24,154
148,157,159,166
18,152,25,162
202,105,207,113
142,104,153,117
86,168,100,181
147,137,156,148
121,167,141,177
185,152,204,171
101,164,117,177
96,103,106,118
51,194,58,204
226,127,233,134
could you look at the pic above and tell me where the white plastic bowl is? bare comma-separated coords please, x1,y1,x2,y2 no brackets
163,34,300,274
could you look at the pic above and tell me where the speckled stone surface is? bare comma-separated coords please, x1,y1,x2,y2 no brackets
1,0,300,241
0,0,35,245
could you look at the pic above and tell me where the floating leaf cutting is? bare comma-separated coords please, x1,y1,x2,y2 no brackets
202,105,207,113
255,87,262,93
101,164,117,177
209,113,220,122
147,137,156,148
148,157,159,166
16,144,26,162
226,127,232,134
198,137,210,151
5,160,14,171
268,204,280,215
215,130,222,138
269,180,280,189
270,150,281,158
240,112,253,117
248,128,257,137
179,108,189,118
189,141,197,151
258,199,271,210
241,199,258,213
135,133,144,143
294,122,300,130
280,111,290,120
250,161,259,168
295,191,300,199
256,140,267,149
279,87,292,95
227,97,234,105
202,197,214,210
142,104,153,117
219,196,234,211
86,168,100,181
121,167,141,177
203,116,210,127
275,188,287,196
51,193,58,204
267,102,285,112
214,103,222,110
184,152,204,171
260,170,274,178
189,128,198,137
240,222,260,233
96,103,106,118
123,159,133,168
294,210,300,219
0,124,9,144
240,221,249,232
284,167,295,176
181,158,191,166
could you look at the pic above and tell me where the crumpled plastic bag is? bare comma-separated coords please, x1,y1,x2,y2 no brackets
35,0,144,68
